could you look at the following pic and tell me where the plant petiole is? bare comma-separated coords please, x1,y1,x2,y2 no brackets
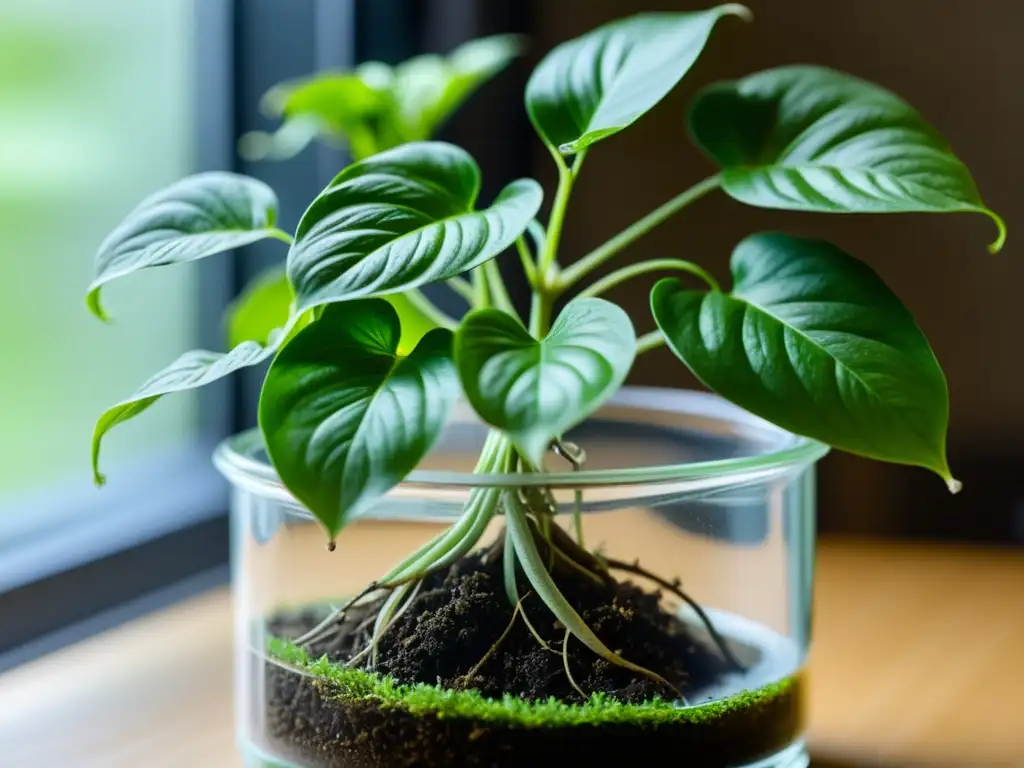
557,175,721,290
472,266,490,309
515,237,537,285
268,228,295,245
576,258,720,299
446,276,475,303
484,261,520,321
403,288,458,330
636,330,666,355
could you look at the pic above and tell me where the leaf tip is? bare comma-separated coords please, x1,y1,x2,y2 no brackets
985,209,1007,254
93,468,107,488
721,3,754,22
86,288,113,323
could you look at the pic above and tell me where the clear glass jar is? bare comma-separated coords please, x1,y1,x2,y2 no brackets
215,387,828,768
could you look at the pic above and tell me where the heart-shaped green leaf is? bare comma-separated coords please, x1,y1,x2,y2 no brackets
259,299,459,538
287,141,542,312
525,6,748,155
248,35,523,163
455,298,636,466
92,334,283,485
688,66,1006,251
88,172,286,320
651,232,954,484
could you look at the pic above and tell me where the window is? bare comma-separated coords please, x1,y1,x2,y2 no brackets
0,0,228,665
0,0,530,670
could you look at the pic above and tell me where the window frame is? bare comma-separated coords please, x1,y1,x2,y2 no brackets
0,0,536,672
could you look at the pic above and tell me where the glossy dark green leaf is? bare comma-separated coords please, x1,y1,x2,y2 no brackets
92,334,282,486
248,35,523,162
259,300,458,537
689,66,1006,251
455,298,635,466
525,6,748,155
287,142,542,312
88,172,285,320
651,232,954,483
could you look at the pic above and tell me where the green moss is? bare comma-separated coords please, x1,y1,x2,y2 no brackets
269,636,796,729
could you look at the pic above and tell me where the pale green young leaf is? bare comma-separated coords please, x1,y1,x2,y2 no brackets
455,298,635,467
287,141,542,313
248,35,523,162
88,172,285,320
254,68,391,161
525,6,748,155
392,34,525,140
92,333,283,486
259,300,459,538
385,292,441,356
688,66,1006,251
226,265,293,348
651,232,954,484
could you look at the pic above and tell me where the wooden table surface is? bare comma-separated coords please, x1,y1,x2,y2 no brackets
1,538,1022,768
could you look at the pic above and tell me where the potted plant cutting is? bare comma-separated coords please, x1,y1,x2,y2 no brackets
87,7,1005,768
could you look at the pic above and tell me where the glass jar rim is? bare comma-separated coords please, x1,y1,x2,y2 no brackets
213,387,829,499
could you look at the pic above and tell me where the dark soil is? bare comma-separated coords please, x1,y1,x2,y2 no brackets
257,547,804,767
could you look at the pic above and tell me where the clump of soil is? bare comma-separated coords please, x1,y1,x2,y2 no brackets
258,547,804,768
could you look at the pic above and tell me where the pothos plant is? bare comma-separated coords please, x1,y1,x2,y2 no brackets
88,6,1004,685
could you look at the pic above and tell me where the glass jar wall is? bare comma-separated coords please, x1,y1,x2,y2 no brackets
215,388,827,768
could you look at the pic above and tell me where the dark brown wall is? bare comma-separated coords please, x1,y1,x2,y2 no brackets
526,0,1023,539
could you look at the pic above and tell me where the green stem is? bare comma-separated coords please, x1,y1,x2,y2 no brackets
515,237,537,285
503,490,676,691
529,151,588,338
383,432,507,585
501,534,552,653
528,292,551,338
472,267,491,309
576,258,720,299
404,288,457,330
636,330,666,355
369,581,414,666
527,220,547,262
268,228,294,245
484,261,520,321
502,525,519,608
446,277,475,304
538,150,584,278
557,175,721,291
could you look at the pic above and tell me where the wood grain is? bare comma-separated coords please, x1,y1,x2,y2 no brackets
0,539,1021,767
